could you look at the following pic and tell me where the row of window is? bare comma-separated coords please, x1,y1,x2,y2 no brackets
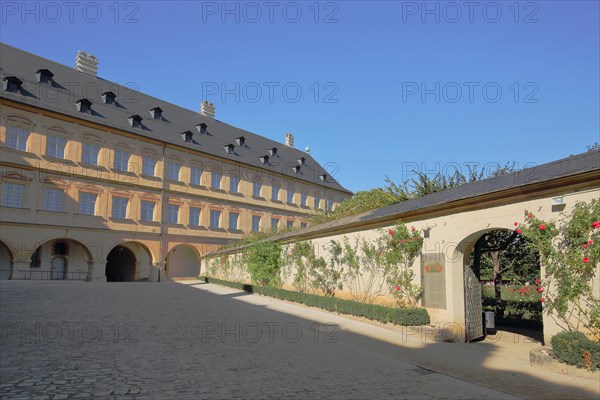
1,183,308,231
4,125,335,211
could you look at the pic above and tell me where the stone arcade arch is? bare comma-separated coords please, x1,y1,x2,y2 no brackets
28,239,93,280
165,245,201,278
105,242,154,282
0,240,14,280
106,246,136,282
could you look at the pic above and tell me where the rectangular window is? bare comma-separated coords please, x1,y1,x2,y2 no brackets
46,135,67,159
301,222,308,229
326,199,334,211
140,201,155,222
253,182,262,197
287,189,294,204
314,195,321,209
167,204,180,224
79,192,97,215
229,175,240,192
190,167,202,185
300,192,307,207
189,207,201,226
43,188,63,212
271,185,279,201
211,171,221,189
252,215,261,232
210,210,221,228
271,218,279,231
81,143,100,165
112,196,128,219
229,212,239,230
114,150,130,172
5,125,29,151
287,220,294,229
142,157,157,177
2,183,25,208
168,162,181,181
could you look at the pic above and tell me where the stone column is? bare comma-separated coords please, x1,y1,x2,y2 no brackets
150,262,164,282
10,261,31,280
86,261,107,282
135,261,142,281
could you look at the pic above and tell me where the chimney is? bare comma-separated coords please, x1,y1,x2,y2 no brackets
200,100,215,119
285,133,294,147
75,51,98,77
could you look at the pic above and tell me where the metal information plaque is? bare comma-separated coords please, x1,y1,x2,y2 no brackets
421,253,446,309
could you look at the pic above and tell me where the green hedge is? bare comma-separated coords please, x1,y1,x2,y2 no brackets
199,276,430,326
551,331,600,371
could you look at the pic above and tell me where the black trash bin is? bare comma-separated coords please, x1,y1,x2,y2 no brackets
484,311,497,335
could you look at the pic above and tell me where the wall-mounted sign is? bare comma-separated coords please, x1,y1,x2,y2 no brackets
421,253,446,309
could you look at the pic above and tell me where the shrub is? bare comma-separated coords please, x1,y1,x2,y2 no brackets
551,331,600,371
246,242,282,287
204,277,430,326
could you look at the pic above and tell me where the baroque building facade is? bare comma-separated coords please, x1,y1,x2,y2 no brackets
0,43,351,282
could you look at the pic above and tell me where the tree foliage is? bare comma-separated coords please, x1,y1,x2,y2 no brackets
311,162,518,224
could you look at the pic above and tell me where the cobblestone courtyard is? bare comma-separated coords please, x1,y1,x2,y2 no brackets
1,281,598,399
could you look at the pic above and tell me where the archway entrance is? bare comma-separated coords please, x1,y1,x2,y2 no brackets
106,246,136,282
467,229,542,341
0,241,14,280
165,245,200,278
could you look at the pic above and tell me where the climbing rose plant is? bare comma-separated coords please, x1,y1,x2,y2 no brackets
384,224,424,307
520,199,600,341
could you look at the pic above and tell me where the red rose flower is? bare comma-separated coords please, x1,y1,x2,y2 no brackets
516,228,522,234
405,239,410,243
528,213,533,219
541,297,545,303
411,227,415,232
589,239,594,245
592,221,600,229
537,287,543,293
583,244,588,249
518,288,523,293
539,224,546,230
583,257,590,264
393,285,400,291
413,237,418,241
514,222,519,226
535,278,540,284
388,229,395,236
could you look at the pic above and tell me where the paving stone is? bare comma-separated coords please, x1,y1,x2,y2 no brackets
1,281,597,399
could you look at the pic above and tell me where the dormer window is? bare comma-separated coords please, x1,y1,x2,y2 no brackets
236,136,246,146
268,147,278,156
181,131,193,143
298,157,305,166
2,76,22,93
259,155,269,164
292,166,301,174
150,107,163,120
224,144,235,154
36,69,54,84
128,115,142,129
101,91,116,104
76,98,92,113
196,123,208,134
319,174,328,182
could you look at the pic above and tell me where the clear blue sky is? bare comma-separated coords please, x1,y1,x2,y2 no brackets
2,1,598,192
